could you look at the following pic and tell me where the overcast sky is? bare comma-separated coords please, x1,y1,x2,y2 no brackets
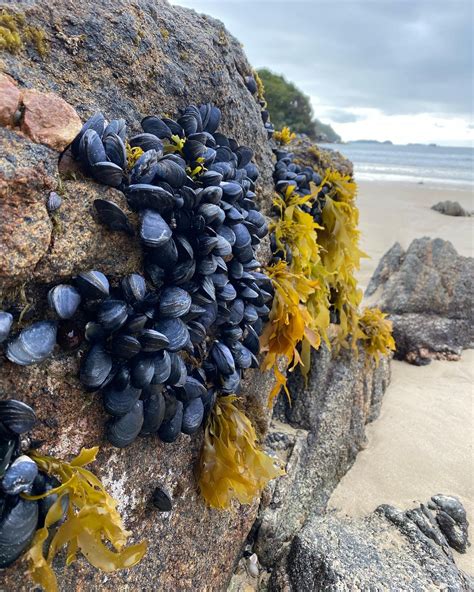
170,0,473,146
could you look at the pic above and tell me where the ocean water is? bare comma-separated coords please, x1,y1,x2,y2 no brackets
318,142,474,189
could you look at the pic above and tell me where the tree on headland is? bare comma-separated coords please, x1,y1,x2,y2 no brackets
257,68,341,143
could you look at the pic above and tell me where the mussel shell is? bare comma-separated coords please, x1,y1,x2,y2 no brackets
47,191,62,212
159,287,192,319
158,400,183,443
131,357,155,389
103,133,127,169
104,118,127,141
175,376,207,403
94,199,133,234
1,455,38,495
103,385,141,417
228,298,245,325
181,397,204,435
110,334,141,359
75,270,110,300
127,184,175,215
231,342,256,369
141,115,172,139
210,341,235,376
151,350,172,384
91,161,124,188
146,238,178,270
113,366,131,391
107,401,144,448
167,259,196,285
130,150,159,185
71,112,105,157
6,321,57,366
154,159,187,189
219,369,241,394
0,312,13,344
140,329,170,352
47,284,81,320
97,299,128,332
140,390,165,435
0,498,39,568
33,473,68,528
243,324,260,355
121,273,146,304
0,400,35,437
154,318,190,352
140,209,172,248
130,133,164,154
80,344,113,389
151,486,172,511
166,352,188,387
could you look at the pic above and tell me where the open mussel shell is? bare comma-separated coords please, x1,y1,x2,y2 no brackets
103,385,142,417
0,312,13,343
166,353,188,387
6,321,57,366
48,284,81,320
0,497,39,568
158,400,183,443
75,270,110,300
80,344,112,390
0,400,36,436
94,199,133,235
107,400,144,448
1,455,38,495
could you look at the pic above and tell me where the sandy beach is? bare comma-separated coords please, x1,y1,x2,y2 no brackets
329,180,474,575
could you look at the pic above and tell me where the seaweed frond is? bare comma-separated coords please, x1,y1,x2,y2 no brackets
358,307,395,363
274,126,296,145
199,396,284,509
126,142,144,169
24,447,147,592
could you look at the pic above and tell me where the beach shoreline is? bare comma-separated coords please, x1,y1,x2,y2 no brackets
328,179,474,575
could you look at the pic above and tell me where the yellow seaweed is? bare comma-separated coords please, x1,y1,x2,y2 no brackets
199,396,284,509
358,307,396,363
24,447,147,592
274,126,296,145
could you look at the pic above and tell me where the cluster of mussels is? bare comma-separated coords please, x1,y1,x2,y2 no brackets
0,400,66,568
1,104,273,450
270,147,327,263
244,75,274,138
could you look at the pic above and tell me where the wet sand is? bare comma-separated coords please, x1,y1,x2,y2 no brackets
329,180,474,575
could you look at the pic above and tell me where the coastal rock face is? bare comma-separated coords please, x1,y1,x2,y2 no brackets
254,344,391,567
366,237,474,364
432,200,471,217
272,496,472,591
0,1,275,589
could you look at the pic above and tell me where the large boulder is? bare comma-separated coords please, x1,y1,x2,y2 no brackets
366,237,474,364
270,496,472,591
432,200,471,217
253,344,391,567
0,0,275,589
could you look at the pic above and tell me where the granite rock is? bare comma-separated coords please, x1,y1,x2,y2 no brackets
432,200,471,217
272,498,472,591
365,237,474,363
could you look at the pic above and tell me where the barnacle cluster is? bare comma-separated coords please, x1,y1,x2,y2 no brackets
0,400,146,590
263,135,393,401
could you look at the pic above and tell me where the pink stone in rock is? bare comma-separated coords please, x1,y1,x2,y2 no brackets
21,89,82,152
0,73,22,127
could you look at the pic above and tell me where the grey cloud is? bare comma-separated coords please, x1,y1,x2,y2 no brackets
323,109,365,124
170,0,473,119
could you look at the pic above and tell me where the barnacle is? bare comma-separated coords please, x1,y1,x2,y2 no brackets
24,447,147,592
358,307,395,363
199,396,284,509
274,126,296,145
